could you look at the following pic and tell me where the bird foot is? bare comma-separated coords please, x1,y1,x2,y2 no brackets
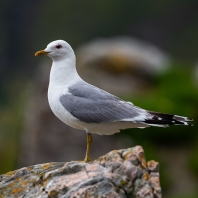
83,156,91,163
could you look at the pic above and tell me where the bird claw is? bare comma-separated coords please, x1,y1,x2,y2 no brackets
84,156,91,163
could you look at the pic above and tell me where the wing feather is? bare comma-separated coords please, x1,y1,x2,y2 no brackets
60,82,144,123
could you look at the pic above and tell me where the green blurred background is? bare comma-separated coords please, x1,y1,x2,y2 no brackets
0,0,198,197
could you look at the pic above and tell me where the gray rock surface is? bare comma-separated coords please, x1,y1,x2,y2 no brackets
0,146,161,198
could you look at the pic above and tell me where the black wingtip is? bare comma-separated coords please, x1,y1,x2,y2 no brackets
187,117,193,121
147,111,194,126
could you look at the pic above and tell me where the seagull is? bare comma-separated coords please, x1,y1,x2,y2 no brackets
35,40,193,162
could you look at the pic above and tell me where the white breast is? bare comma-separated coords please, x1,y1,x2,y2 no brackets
47,84,84,130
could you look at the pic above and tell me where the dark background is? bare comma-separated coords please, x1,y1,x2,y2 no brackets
0,1,198,197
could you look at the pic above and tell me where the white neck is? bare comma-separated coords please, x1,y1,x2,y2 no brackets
49,55,81,87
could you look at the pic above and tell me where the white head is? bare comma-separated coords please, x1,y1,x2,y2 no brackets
35,40,75,61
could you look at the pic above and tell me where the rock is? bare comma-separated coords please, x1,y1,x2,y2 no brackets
76,37,170,96
77,37,170,75
0,146,161,198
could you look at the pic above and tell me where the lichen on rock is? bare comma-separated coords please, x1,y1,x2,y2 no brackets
0,146,161,198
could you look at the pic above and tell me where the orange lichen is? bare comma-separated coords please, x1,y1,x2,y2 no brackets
27,166,33,171
5,171,15,177
22,181,28,186
42,164,50,170
138,153,147,169
147,160,158,170
12,187,22,194
143,172,149,180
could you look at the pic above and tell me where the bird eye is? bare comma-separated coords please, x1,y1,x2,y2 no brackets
56,45,62,49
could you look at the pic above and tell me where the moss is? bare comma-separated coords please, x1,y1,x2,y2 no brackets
120,179,129,187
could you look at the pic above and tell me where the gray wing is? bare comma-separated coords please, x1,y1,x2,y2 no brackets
60,81,146,123
67,81,123,101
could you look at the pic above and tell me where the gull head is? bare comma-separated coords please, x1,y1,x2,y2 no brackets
35,40,74,61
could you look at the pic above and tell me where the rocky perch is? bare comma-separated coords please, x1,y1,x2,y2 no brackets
0,146,161,198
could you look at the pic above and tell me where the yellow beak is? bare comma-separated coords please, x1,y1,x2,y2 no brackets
35,50,49,56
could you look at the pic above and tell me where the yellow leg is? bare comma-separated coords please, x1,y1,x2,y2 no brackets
84,133,92,162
